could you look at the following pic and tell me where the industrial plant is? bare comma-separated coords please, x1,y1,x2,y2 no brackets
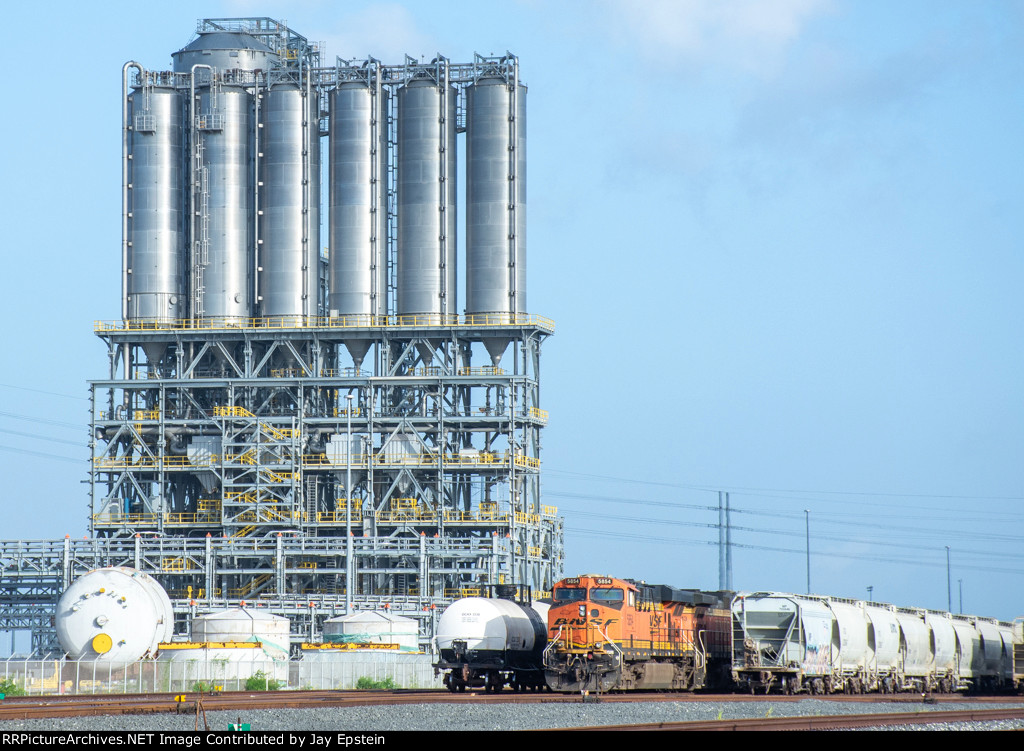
0,17,561,656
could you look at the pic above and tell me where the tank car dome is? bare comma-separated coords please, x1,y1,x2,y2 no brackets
172,31,278,73
55,567,173,664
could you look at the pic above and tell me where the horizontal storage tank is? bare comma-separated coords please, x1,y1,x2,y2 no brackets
55,567,173,664
396,74,457,320
190,607,291,657
259,82,320,320
127,75,185,323
323,611,419,652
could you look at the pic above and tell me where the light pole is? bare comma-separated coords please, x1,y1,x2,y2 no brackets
958,578,963,614
346,393,354,613
804,510,810,595
945,545,951,613
866,585,873,601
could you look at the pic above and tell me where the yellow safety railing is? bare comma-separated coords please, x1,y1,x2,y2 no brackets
95,312,555,333
227,573,273,598
212,405,255,418
299,450,536,470
316,511,364,524
333,407,363,417
515,511,542,526
513,454,541,469
457,366,506,376
231,525,257,538
132,410,161,420
92,512,159,525
443,509,511,524
541,505,559,517
161,556,192,572
528,407,549,423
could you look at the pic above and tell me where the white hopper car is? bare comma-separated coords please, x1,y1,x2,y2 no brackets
732,591,1016,694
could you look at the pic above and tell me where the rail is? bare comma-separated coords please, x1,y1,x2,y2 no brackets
95,312,555,333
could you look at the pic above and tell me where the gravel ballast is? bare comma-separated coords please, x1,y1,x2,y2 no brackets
4,699,1024,732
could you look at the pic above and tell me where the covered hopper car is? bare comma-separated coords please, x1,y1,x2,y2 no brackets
732,591,1018,694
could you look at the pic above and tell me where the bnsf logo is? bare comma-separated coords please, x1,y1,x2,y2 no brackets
553,617,619,627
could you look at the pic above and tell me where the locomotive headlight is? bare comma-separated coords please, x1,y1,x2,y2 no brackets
579,604,586,618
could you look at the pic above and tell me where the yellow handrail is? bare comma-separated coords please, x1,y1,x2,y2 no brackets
95,312,556,333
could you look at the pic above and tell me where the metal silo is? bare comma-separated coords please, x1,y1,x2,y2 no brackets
192,79,254,320
328,69,389,323
466,70,527,319
259,82,320,321
172,30,279,75
396,67,458,321
125,68,186,323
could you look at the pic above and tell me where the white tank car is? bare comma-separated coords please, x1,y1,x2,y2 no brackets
56,567,174,665
434,597,548,692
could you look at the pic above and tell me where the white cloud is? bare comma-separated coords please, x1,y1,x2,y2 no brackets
602,0,833,75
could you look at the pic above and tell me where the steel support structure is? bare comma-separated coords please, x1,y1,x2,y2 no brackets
77,317,561,649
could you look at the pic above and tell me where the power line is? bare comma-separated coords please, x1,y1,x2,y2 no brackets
0,411,84,430
0,445,83,464
0,383,87,402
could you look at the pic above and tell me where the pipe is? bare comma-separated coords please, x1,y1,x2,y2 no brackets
190,64,213,319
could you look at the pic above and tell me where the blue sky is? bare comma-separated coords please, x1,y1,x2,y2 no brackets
1,0,1021,631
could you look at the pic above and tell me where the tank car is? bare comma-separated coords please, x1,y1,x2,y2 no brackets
543,574,732,692
433,596,549,692
731,592,1018,694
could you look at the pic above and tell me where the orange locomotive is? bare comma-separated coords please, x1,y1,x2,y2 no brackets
543,574,732,692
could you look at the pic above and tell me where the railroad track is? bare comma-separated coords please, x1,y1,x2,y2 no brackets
2,689,1021,721
563,707,1024,731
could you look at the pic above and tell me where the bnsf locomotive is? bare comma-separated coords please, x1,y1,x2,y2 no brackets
542,574,732,691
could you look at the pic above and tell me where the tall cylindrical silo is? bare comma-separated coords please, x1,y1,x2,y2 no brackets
259,83,320,320
127,78,186,323
328,78,389,321
396,75,458,321
194,81,254,320
466,75,527,318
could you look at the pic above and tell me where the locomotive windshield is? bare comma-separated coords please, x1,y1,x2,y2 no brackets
554,587,587,603
590,588,624,602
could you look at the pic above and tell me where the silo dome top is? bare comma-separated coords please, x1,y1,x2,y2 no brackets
172,31,278,74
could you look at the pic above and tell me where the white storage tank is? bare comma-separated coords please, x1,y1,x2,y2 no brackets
190,607,291,657
323,611,420,652
55,567,174,664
